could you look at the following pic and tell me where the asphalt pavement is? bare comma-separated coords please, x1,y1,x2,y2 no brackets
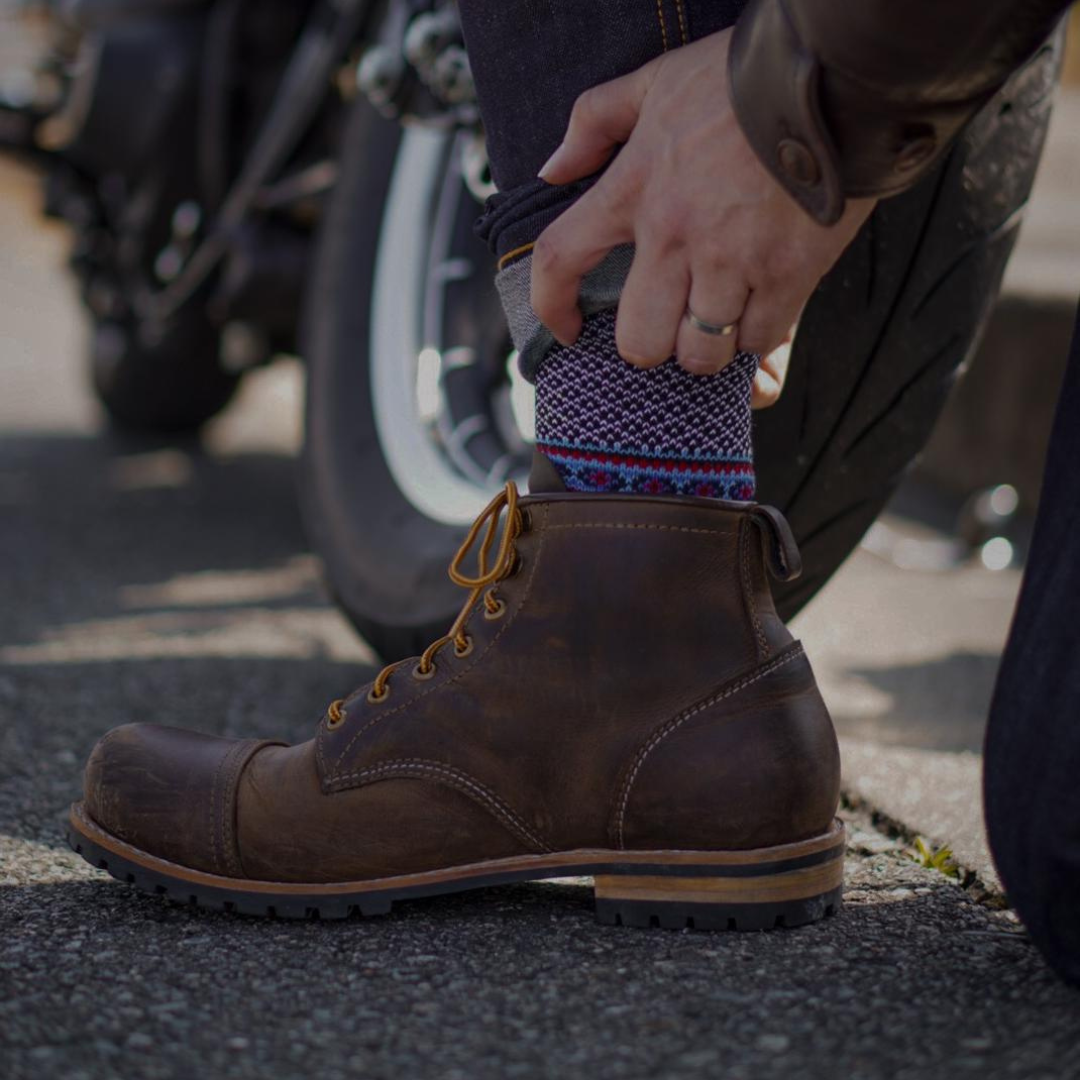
2,152,1079,1080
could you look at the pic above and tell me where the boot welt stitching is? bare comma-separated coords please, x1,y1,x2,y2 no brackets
612,643,804,848
327,504,551,773
208,742,234,877
329,758,552,853
221,741,255,879
544,523,738,536
210,741,250,879
316,713,329,778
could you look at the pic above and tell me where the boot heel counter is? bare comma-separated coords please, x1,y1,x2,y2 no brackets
616,647,841,852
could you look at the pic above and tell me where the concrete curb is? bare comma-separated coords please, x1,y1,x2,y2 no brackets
840,737,1000,896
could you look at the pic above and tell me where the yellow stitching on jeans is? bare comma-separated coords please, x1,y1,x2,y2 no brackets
655,0,669,51
497,242,535,271
674,0,688,44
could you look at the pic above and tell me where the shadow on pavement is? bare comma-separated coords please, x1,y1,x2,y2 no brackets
833,651,1001,754
0,430,375,847
0,432,314,642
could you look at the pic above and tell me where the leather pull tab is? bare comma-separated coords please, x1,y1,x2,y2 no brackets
749,505,803,582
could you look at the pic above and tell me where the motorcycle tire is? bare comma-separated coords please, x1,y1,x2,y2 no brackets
90,314,240,434
301,36,1060,662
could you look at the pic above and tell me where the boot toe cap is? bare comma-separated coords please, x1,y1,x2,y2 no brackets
83,722,272,877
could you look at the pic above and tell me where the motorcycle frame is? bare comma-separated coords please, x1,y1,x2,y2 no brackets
12,0,473,340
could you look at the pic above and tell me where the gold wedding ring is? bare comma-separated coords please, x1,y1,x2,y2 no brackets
685,308,738,337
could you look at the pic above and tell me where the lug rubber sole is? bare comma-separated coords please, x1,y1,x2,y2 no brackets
68,802,844,930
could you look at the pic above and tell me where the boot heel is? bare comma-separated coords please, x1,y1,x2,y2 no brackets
592,829,845,931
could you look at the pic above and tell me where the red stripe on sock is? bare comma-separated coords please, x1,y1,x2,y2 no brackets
536,444,754,476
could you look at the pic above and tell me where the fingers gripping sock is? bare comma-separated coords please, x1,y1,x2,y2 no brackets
534,310,758,500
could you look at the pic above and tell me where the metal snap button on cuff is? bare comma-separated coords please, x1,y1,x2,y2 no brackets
777,138,820,188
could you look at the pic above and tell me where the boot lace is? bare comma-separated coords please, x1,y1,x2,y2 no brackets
325,482,524,726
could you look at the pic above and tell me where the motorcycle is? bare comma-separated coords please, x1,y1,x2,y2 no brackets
1,0,1064,658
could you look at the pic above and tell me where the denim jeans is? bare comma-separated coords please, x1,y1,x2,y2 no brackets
456,0,748,378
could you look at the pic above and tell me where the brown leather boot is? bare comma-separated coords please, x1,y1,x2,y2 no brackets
69,479,843,929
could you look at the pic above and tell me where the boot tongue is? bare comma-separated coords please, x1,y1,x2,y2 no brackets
527,450,567,494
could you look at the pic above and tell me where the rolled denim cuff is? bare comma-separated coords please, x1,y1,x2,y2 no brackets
496,244,635,382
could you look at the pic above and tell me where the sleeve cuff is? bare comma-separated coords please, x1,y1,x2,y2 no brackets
728,0,845,226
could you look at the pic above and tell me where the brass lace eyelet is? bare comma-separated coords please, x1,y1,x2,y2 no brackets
517,508,531,533
325,698,347,729
357,483,520,711
507,553,524,577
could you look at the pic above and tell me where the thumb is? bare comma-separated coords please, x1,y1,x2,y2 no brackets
538,60,657,185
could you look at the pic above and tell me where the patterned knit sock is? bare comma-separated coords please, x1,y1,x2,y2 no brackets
534,310,757,500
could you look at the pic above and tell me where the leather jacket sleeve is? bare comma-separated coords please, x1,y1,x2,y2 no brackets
729,0,1071,224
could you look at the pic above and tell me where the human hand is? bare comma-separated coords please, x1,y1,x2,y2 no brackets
753,332,793,410
534,28,876,379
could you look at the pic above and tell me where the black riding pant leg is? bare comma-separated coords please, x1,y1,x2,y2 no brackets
984,300,1080,986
